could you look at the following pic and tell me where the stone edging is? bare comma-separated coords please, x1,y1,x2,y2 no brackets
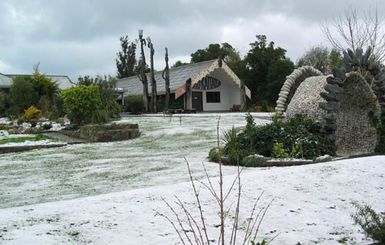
275,66,323,116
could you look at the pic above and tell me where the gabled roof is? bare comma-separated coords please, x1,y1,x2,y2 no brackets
0,73,12,88
116,59,216,95
4,74,75,90
116,59,250,98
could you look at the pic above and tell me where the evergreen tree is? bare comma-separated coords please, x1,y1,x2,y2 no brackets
243,35,294,106
116,36,137,78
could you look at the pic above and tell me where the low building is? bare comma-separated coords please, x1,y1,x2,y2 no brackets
4,74,75,90
116,59,251,112
0,73,12,92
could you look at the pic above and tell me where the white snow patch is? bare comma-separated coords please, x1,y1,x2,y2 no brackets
0,156,384,244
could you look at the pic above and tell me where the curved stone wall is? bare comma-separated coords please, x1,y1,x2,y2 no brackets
275,66,323,115
286,76,329,124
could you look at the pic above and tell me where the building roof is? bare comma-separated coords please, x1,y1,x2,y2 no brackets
117,59,216,96
116,59,250,98
0,73,12,88
4,74,75,90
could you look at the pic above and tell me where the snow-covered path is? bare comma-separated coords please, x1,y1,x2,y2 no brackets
0,156,384,244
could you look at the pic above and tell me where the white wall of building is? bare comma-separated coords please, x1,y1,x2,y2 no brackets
193,70,241,111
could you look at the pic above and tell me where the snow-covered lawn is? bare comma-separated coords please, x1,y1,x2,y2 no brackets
0,155,384,244
0,113,384,244
0,113,269,209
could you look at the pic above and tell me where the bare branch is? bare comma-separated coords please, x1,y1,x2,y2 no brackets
184,157,211,244
156,211,187,245
322,6,385,62
163,198,194,245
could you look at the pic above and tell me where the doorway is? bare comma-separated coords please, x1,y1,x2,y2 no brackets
192,92,203,111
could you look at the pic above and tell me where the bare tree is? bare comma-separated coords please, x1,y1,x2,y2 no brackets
322,7,385,62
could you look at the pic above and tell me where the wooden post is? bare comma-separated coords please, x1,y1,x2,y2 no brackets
162,48,170,112
240,81,246,111
185,79,192,110
147,37,157,113
137,29,149,113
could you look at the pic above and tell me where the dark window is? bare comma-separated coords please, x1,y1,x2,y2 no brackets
206,91,220,103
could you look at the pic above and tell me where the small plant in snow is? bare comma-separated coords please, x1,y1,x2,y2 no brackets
158,117,276,245
352,202,385,244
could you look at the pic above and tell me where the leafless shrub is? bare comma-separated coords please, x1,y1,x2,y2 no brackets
157,117,275,244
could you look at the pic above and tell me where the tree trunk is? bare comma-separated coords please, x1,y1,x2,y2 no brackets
138,37,149,113
185,79,192,110
149,44,157,113
162,48,170,112
240,81,246,111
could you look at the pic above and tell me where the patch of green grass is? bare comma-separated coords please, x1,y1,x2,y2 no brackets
0,134,53,145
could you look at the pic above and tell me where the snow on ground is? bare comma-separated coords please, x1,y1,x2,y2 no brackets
0,140,66,147
0,113,269,209
0,156,384,244
0,113,384,244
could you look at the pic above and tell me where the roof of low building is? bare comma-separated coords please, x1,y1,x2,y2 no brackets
0,73,12,88
4,74,75,90
117,59,217,96
116,59,250,98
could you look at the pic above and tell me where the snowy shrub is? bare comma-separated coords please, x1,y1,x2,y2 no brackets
23,106,42,122
61,85,103,125
215,113,335,165
10,75,37,113
272,142,290,159
208,147,221,162
240,154,267,167
352,202,385,244
9,70,59,116
0,91,8,116
94,76,121,120
124,95,143,114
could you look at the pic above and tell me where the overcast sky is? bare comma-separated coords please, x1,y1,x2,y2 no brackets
0,0,384,81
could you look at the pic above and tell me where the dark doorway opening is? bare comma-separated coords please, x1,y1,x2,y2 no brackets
192,91,203,111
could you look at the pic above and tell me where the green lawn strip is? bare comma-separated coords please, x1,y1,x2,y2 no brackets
0,134,60,145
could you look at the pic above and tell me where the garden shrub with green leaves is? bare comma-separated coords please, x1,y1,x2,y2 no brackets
352,202,385,244
23,106,42,122
0,91,9,116
124,95,143,114
61,85,103,125
213,113,335,166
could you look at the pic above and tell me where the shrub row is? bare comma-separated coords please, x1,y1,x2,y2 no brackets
212,113,335,166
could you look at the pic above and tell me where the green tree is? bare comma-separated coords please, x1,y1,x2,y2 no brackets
190,43,242,71
116,36,137,78
171,60,189,68
243,35,294,105
32,67,59,113
61,85,103,125
78,75,121,120
297,46,342,73
9,76,37,113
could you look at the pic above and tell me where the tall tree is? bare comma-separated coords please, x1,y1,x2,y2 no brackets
116,36,137,78
190,43,242,70
243,35,294,105
297,46,342,73
322,7,385,62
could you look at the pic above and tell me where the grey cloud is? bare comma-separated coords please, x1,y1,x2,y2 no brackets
0,0,384,80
